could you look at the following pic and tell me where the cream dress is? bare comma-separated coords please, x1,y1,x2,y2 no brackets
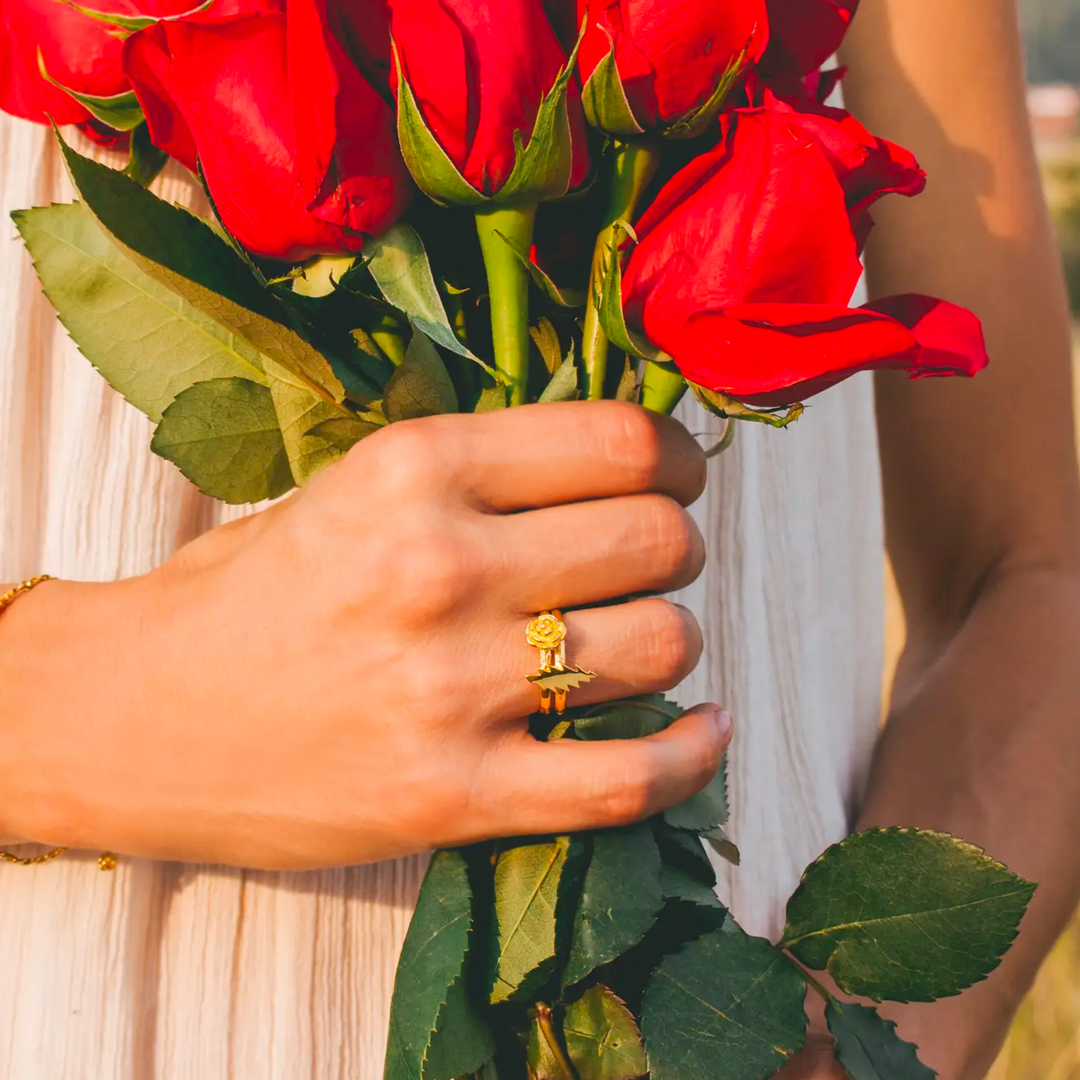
0,116,885,1080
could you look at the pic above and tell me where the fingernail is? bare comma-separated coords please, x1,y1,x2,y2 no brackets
715,708,733,740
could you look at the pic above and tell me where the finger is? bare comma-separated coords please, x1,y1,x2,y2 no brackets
481,705,733,836
483,599,704,720
372,401,707,511
495,494,705,610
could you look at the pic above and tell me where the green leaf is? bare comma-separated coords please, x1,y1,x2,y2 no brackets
38,52,144,130
825,1001,936,1080
57,132,345,405
593,223,666,363
581,36,644,137
690,383,804,429
150,378,293,504
474,383,508,412
704,826,741,867
489,836,583,1004
564,985,648,1080
498,230,586,308
539,352,579,403
615,359,639,403
385,849,495,1080
263,359,366,485
663,756,728,834
384,332,459,423
574,694,680,742
304,415,383,454
653,822,716,883
365,224,493,374
59,0,212,32
293,254,358,298
563,825,663,988
13,201,268,423
659,861,722,909
641,924,808,1080
530,317,564,376
781,828,1037,1003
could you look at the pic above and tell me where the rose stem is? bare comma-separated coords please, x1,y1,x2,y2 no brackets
535,1003,578,1080
640,359,688,414
475,200,539,406
581,139,661,400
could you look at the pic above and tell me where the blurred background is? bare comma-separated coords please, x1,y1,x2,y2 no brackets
880,2,1080,1073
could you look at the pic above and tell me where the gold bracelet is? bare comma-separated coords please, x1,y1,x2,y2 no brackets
0,574,55,616
0,575,116,872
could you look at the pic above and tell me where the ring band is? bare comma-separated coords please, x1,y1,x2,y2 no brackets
526,610,596,715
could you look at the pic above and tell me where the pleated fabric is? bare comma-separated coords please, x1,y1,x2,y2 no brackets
0,114,884,1080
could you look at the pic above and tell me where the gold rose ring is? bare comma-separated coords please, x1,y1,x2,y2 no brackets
526,610,596,715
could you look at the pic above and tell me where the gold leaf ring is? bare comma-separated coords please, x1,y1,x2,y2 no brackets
526,610,596,715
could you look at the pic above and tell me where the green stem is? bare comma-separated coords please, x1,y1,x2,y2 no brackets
640,361,688,415
475,201,538,406
784,952,836,1005
123,122,168,189
582,140,661,400
536,1004,578,1080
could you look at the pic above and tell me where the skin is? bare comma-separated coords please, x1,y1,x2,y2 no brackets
0,2,1073,1075
780,1,1080,1078
0,403,731,867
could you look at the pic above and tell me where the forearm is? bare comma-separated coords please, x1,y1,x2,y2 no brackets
857,567,1080,1078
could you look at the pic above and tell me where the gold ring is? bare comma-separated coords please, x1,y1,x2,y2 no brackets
526,610,596,715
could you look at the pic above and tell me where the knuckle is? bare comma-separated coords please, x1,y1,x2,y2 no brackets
644,601,700,684
365,420,448,487
598,402,664,488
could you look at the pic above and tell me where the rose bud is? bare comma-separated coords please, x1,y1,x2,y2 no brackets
622,107,988,407
326,0,393,91
388,0,590,204
123,0,411,260
759,0,858,81
576,0,769,137
0,0,262,142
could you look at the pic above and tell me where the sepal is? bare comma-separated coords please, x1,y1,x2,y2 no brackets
593,222,667,363
580,33,644,138
38,51,143,131
394,29,585,205
690,383,804,428
662,41,754,141
59,0,212,33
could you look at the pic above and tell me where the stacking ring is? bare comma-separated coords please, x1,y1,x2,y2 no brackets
526,610,596,715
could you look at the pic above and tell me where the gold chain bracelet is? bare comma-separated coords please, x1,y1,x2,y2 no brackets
0,575,116,872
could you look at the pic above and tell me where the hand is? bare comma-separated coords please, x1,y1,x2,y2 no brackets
0,402,729,869
776,1035,848,1080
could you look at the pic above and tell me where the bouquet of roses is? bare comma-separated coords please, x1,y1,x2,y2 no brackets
3,0,1035,1076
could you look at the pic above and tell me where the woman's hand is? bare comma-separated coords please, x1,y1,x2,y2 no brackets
0,401,729,869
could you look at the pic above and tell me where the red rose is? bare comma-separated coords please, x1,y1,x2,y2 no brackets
0,0,211,130
756,81,924,249
327,0,392,90
760,0,858,80
622,107,987,405
577,0,768,131
388,0,589,197
123,2,411,260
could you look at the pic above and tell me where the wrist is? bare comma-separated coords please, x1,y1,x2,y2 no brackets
0,574,159,848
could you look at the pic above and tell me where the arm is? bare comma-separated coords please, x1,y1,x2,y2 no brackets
829,2,1080,1077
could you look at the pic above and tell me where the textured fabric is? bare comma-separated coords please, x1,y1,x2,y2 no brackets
0,114,884,1080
